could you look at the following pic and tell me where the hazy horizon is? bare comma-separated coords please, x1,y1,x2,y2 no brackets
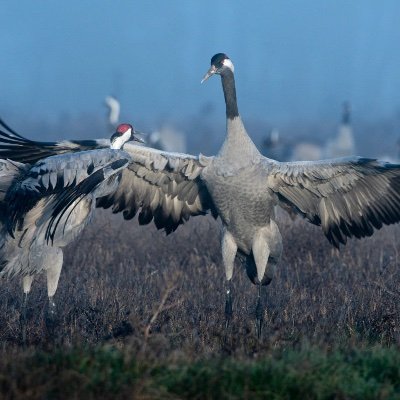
2,1,400,130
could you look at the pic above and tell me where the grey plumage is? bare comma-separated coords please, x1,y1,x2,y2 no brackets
96,146,217,233
1,149,129,277
267,157,400,247
0,124,141,327
2,54,400,335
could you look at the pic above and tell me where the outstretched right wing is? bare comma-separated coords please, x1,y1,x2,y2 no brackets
0,118,109,164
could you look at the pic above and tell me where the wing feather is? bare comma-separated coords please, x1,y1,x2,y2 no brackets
268,157,400,247
6,149,130,236
0,118,109,164
0,121,217,233
96,146,216,233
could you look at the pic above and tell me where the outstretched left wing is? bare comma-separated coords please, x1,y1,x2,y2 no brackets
267,157,400,247
0,118,109,164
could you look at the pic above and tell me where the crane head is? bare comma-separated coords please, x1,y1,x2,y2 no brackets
110,123,145,149
201,53,234,83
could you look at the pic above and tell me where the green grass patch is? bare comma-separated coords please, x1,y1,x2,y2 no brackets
154,346,400,399
1,344,400,399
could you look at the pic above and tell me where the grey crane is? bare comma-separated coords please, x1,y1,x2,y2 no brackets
105,95,121,129
2,54,400,337
324,102,355,158
0,123,143,339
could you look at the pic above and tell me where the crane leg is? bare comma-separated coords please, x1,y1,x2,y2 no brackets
21,293,28,345
20,275,34,345
221,229,237,331
225,281,233,329
252,229,272,339
44,250,63,337
255,283,266,339
45,296,58,335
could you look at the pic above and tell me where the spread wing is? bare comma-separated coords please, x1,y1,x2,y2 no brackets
267,157,400,247
0,119,217,234
96,145,217,233
6,149,130,240
0,118,109,164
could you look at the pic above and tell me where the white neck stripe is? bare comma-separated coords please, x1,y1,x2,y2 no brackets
223,58,234,73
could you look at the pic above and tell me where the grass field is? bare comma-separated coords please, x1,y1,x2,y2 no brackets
1,210,400,398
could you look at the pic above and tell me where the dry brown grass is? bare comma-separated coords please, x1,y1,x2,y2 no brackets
1,209,400,355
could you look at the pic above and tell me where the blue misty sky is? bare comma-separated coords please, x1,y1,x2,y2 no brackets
1,1,400,126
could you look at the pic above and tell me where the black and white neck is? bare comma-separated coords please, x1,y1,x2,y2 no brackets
202,53,261,162
219,58,239,120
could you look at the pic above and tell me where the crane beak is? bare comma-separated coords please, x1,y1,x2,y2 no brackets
201,65,217,83
131,130,146,143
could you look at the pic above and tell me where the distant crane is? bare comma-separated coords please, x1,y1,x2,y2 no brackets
104,94,186,153
105,95,121,129
0,123,143,339
324,102,355,158
262,128,291,161
268,102,355,162
1,54,400,338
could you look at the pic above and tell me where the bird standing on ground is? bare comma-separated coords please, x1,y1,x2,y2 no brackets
0,123,144,340
2,54,400,338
